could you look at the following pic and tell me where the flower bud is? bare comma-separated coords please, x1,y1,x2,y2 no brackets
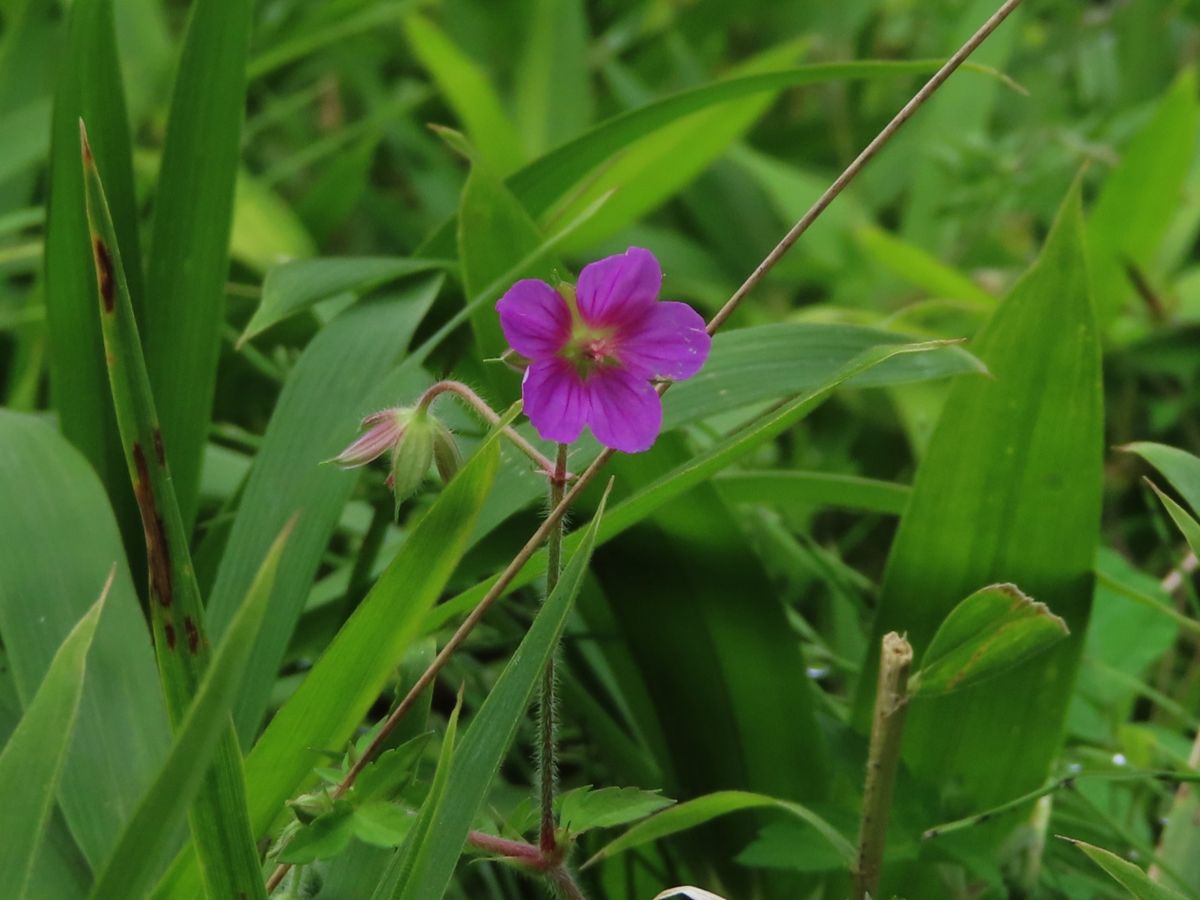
288,788,334,825
387,409,435,507
432,422,461,484
329,408,412,469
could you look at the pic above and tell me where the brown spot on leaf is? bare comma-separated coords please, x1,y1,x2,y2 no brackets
153,429,166,466
92,238,114,313
132,443,173,607
164,622,176,649
184,617,200,655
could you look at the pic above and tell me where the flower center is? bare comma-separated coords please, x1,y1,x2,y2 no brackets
557,282,621,377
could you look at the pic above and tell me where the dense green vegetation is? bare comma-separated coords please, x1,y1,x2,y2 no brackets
2,0,1200,898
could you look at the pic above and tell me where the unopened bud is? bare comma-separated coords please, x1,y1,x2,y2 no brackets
432,422,461,484
288,789,334,825
329,408,412,469
387,409,435,508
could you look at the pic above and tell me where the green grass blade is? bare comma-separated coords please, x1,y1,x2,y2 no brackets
1087,70,1198,329
1123,442,1200,515
428,340,957,631
80,125,267,900
206,279,440,743
43,0,144,554
88,522,292,900
584,790,852,869
142,0,254,529
713,471,911,516
665,322,984,430
375,485,611,900
403,13,525,174
514,0,591,155
0,412,171,871
857,182,1103,811
419,59,1006,256
551,39,806,251
1066,838,1188,900
240,256,450,343
0,574,110,899
155,422,501,900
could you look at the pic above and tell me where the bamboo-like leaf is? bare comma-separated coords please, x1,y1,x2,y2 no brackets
155,423,501,900
1087,69,1199,328
80,124,267,900
142,0,254,529
206,279,440,743
665,322,984,430
0,411,171,871
514,0,592,154
403,14,524,174
552,39,807,251
1124,442,1200,515
0,576,109,899
713,471,910,516
88,522,292,900
373,486,611,900
428,340,958,631
43,0,144,552
420,60,1005,255
584,790,853,869
1146,482,1200,558
1065,838,1187,900
857,182,1102,810
910,584,1069,697
241,256,449,343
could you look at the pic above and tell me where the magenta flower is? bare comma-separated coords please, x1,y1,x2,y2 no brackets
496,247,711,453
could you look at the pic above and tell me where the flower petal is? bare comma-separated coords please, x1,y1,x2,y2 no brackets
496,279,571,359
618,300,711,381
576,246,661,327
522,358,589,444
584,366,663,453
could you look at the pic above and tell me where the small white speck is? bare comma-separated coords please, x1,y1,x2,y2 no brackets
805,666,829,679
1112,753,1127,767
1067,762,1083,774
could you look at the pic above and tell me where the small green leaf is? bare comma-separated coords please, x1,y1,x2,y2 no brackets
241,256,449,344
354,735,432,804
1123,442,1200,514
911,584,1070,697
558,786,675,837
1066,838,1188,900
279,805,357,865
584,790,853,870
0,575,109,899
1146,481,1200,558
352,803,417,848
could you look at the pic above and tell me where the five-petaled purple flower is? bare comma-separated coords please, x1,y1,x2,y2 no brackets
496,247,711,453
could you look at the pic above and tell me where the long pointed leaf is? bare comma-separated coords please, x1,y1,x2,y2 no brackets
0,574,110,898
81,125,267,900
43,0,144,553
858,182,1102,812
142,0,256,528
89,522,292,900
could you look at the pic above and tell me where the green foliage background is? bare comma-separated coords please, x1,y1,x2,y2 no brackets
2,0,1200,898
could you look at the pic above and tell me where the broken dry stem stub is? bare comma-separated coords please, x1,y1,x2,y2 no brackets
853,632,913,900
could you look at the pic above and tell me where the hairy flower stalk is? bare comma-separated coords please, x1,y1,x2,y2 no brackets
539,443,570,854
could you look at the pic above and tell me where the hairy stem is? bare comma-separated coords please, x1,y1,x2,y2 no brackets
539,444,570,853
417,379,563,478
853,632,913,900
